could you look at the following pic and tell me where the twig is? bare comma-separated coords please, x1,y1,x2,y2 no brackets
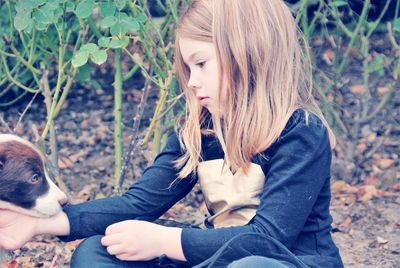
117,68,154,192
0,115,13,133
14,91,40,132
39,65,68,195
362,124,393,162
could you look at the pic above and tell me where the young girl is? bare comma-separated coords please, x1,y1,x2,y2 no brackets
0,0,344,267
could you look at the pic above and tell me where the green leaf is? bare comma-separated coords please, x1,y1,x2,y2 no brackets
45,1,60,10
81,43,99,53
332,1,347,7
66,2,76,12
99,2,116,17
75,0,96,19
53,7,63,19
100,16,117,28
34,0,47,6
16,0,36,11
122,17,139,31
115,0,127,11
109,38,129,49
394,18,400,32
33,7,54,25
14,12,32,31
110,23,125,36
98,37,111,48
135,12,147,23
76,64,92,83
72,50,90,67
368,54,385,74
34,21,47,31
90,50,108,65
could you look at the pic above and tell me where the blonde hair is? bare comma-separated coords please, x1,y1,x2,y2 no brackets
174,0,336,178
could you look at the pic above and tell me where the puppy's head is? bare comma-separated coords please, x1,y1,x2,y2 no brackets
0,134,67,218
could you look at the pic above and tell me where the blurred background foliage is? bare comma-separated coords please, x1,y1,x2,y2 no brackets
0,0,399,189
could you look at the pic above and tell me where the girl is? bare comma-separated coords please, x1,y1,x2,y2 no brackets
0,0,344,267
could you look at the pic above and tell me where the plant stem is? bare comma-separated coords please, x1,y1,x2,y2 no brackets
114,49,124,188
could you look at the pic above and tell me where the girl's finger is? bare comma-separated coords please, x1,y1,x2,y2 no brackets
101,233,122,246
115,253,135,261
105,244,127,256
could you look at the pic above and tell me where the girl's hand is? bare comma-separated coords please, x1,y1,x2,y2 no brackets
0,209,38,250
101,220,184,261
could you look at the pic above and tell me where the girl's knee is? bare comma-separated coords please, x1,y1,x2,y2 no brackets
70,235,108,267
70,235,154,268
228,256,291,268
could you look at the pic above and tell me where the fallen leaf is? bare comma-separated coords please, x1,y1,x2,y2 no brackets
350,84,365,94
76,185,94,202
322,49,335,65
360,185,379,202
356,142,368,154
377,236,389,244
58,155,75,169
331,180,349,192
366,133,377,142
377,86,390,95
391,183,400,191
377,159,394,169
365,175,379,186
339,217,352,229
3,260,18,268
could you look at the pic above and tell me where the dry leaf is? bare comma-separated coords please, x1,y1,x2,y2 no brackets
58,155,75,169
339,217,352,229
66,239,83,249
322,49,335,65
350,84,365,94
356,142,368,154
377,159,394,169
376,236,389,244
331,180,348,192
391,183,400,191
360,185,378,202
366,133,377,142
377,86,390,95
76,185,94,202
3,260,18,268
130,89,143,103
365,175,379,186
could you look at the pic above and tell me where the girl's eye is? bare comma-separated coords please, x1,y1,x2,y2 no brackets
196,61,206,68
28,174,41,184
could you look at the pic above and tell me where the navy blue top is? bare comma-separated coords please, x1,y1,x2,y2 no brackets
61,109,343,268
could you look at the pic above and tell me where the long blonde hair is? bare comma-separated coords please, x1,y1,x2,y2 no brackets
174,0,336,178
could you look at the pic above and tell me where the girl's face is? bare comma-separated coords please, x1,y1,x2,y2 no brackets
179,38,227,113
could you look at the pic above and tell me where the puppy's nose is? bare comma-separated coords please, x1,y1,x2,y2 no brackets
47,177,68,205
58,191,68,205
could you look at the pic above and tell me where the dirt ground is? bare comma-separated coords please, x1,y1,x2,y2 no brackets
0,79,399,267
1,39,400,267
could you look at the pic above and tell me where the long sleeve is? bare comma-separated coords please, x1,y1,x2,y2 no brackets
181,114,333,266
60,132,197,241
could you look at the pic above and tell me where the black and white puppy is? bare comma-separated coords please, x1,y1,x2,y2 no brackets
0,134,67,218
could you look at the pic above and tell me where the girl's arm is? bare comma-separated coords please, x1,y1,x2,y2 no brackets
0,132,195,256
59,132,196,242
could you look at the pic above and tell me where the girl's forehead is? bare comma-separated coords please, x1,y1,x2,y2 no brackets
179,38,215,60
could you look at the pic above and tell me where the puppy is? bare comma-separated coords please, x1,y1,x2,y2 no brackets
0,134,67,218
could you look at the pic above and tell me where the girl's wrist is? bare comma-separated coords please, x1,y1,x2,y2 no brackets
159,226,186,261
35,211,70,236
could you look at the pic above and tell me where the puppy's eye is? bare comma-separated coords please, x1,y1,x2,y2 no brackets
28,174,41,184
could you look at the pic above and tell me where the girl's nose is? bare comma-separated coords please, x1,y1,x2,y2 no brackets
187,75,201,90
